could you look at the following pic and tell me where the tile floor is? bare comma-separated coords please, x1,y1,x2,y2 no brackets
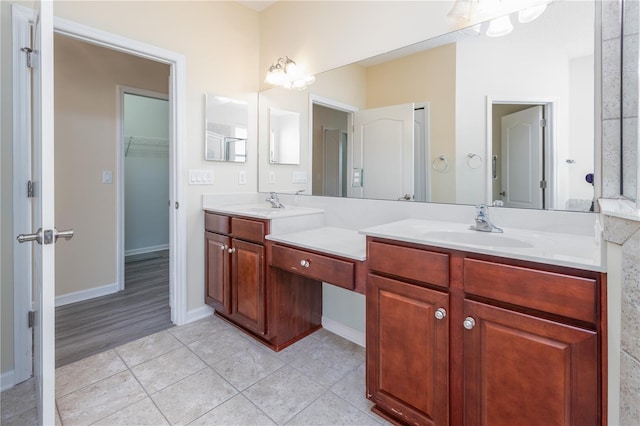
1,316,385,425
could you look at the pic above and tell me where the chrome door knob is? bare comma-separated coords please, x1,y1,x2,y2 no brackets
17,228,43,244
220,245,228,251
434,308,447,320
54,228,74,242
463,317,476,330
228,247,236,254
300,260,310,268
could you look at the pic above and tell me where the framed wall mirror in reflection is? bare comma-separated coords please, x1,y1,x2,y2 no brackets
269,107,301,165
257,0,597,211
205,93,248,162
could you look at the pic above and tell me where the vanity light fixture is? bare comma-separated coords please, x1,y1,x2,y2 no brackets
448,0,548,37
517,3,547,23
486,15,514,37
265,56,316,90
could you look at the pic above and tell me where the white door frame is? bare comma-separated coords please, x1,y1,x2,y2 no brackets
486,96,558,209
308,95,358,196
11,5,187,387
117,87,170,292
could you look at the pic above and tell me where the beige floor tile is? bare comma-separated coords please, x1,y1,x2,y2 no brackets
189,394,276,425
116,330,183,367
92,397,169,425
1,407,37,426
169,316,230,345
1,377,36,422
57,370,146,426
151,368,237,425
188,329,254,366
55,349,127,398
272,334,323,364
289,336,364,388
212,345,285,390
287,391,381,425
131,346,206,394
330,362,378,420
243,366,325,425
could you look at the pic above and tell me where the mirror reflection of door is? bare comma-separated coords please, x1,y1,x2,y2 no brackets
322,128,348,197
354,103,415,201
493,104,546,209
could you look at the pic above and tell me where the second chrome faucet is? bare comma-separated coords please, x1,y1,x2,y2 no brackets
265,192,285,208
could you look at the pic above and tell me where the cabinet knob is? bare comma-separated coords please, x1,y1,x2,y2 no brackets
434,308,447,320
300,259,310,268
228,247,236,254
220,245,228,251
463,317,476,330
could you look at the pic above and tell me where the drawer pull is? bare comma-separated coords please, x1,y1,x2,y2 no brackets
220,245,228,251
434,308,447,320
300,259,310,268
463,317,476,330
228,247,236,254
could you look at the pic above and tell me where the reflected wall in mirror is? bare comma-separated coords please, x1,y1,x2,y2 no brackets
205,93,248,162
269,107,300,165
257,0,596,211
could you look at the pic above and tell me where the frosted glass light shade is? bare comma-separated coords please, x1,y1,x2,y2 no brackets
486,15,513,37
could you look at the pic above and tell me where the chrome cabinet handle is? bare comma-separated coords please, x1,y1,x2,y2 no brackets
434,308,447,320
228,247,236,254
463,317,476,330
300,259,310,268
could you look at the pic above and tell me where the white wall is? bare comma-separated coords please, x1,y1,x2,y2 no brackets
124,94,170,254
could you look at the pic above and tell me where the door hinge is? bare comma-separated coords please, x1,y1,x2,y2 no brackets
21,47,33,69
27,180,35,198
28,311,35,328
540,118,547,128
540,180,547,189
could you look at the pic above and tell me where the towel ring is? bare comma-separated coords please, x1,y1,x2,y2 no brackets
466,153,482,169
432,155,449,172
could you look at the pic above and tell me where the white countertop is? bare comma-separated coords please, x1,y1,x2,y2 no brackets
204,203,324,219
360,219,604,272
266,227,367,261
599,198,640,222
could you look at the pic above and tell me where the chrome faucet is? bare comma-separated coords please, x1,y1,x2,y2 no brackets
469,204,503,233
265,192,285,208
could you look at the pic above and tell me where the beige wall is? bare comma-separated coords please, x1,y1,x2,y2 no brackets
366,44,456,204
1,0,259,379
54,34,169,297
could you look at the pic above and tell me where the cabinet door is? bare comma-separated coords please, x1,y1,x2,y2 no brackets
205,232,231,314
367,274,449,426
463,300,598,426
230,238,266,335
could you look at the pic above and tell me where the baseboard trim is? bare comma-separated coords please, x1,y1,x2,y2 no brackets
55,282,119,307
185,305,214,324
1,369,15,392
125,244,169,257
321,316,366,348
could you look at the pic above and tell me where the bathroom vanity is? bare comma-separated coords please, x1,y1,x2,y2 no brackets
203,196,606,425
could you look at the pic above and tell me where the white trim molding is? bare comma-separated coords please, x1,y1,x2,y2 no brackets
124,244,170,257
321,317,366,348
186,305,214,324
55,282,119,307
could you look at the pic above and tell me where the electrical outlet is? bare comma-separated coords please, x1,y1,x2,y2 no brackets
102,170,113,184
268,171,276,184
238,170,247,185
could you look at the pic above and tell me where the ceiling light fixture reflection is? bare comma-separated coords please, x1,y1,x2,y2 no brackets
518,3,548,23
265,56,315,90
486,15,514,37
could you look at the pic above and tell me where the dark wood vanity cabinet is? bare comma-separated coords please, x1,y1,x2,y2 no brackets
204,212,268,337
204,211,322,350
366,237,606,426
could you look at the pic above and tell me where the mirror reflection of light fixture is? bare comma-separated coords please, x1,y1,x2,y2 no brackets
518,3,547,23
265,56,316,90
486,15,514,37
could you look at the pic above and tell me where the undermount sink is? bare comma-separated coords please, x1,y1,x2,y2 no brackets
421,230,535,249
216,203,324,219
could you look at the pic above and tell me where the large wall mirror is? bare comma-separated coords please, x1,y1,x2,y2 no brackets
205,93,248,162
258,0,597,211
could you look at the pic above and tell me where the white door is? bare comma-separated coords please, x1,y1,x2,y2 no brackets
15,2,61,424
500,106,544,209
354,103,414,200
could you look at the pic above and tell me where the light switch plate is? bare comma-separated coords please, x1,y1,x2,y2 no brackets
189,169,214,185
238,170,246,185
292,171,308,183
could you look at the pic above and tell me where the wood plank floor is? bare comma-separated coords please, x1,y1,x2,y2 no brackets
55,250,172,367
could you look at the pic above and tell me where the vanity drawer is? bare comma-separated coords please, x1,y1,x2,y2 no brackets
368,241,449,288
231,217,266,243
205,212,230,234
463,258,597,324
271,244,355,290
